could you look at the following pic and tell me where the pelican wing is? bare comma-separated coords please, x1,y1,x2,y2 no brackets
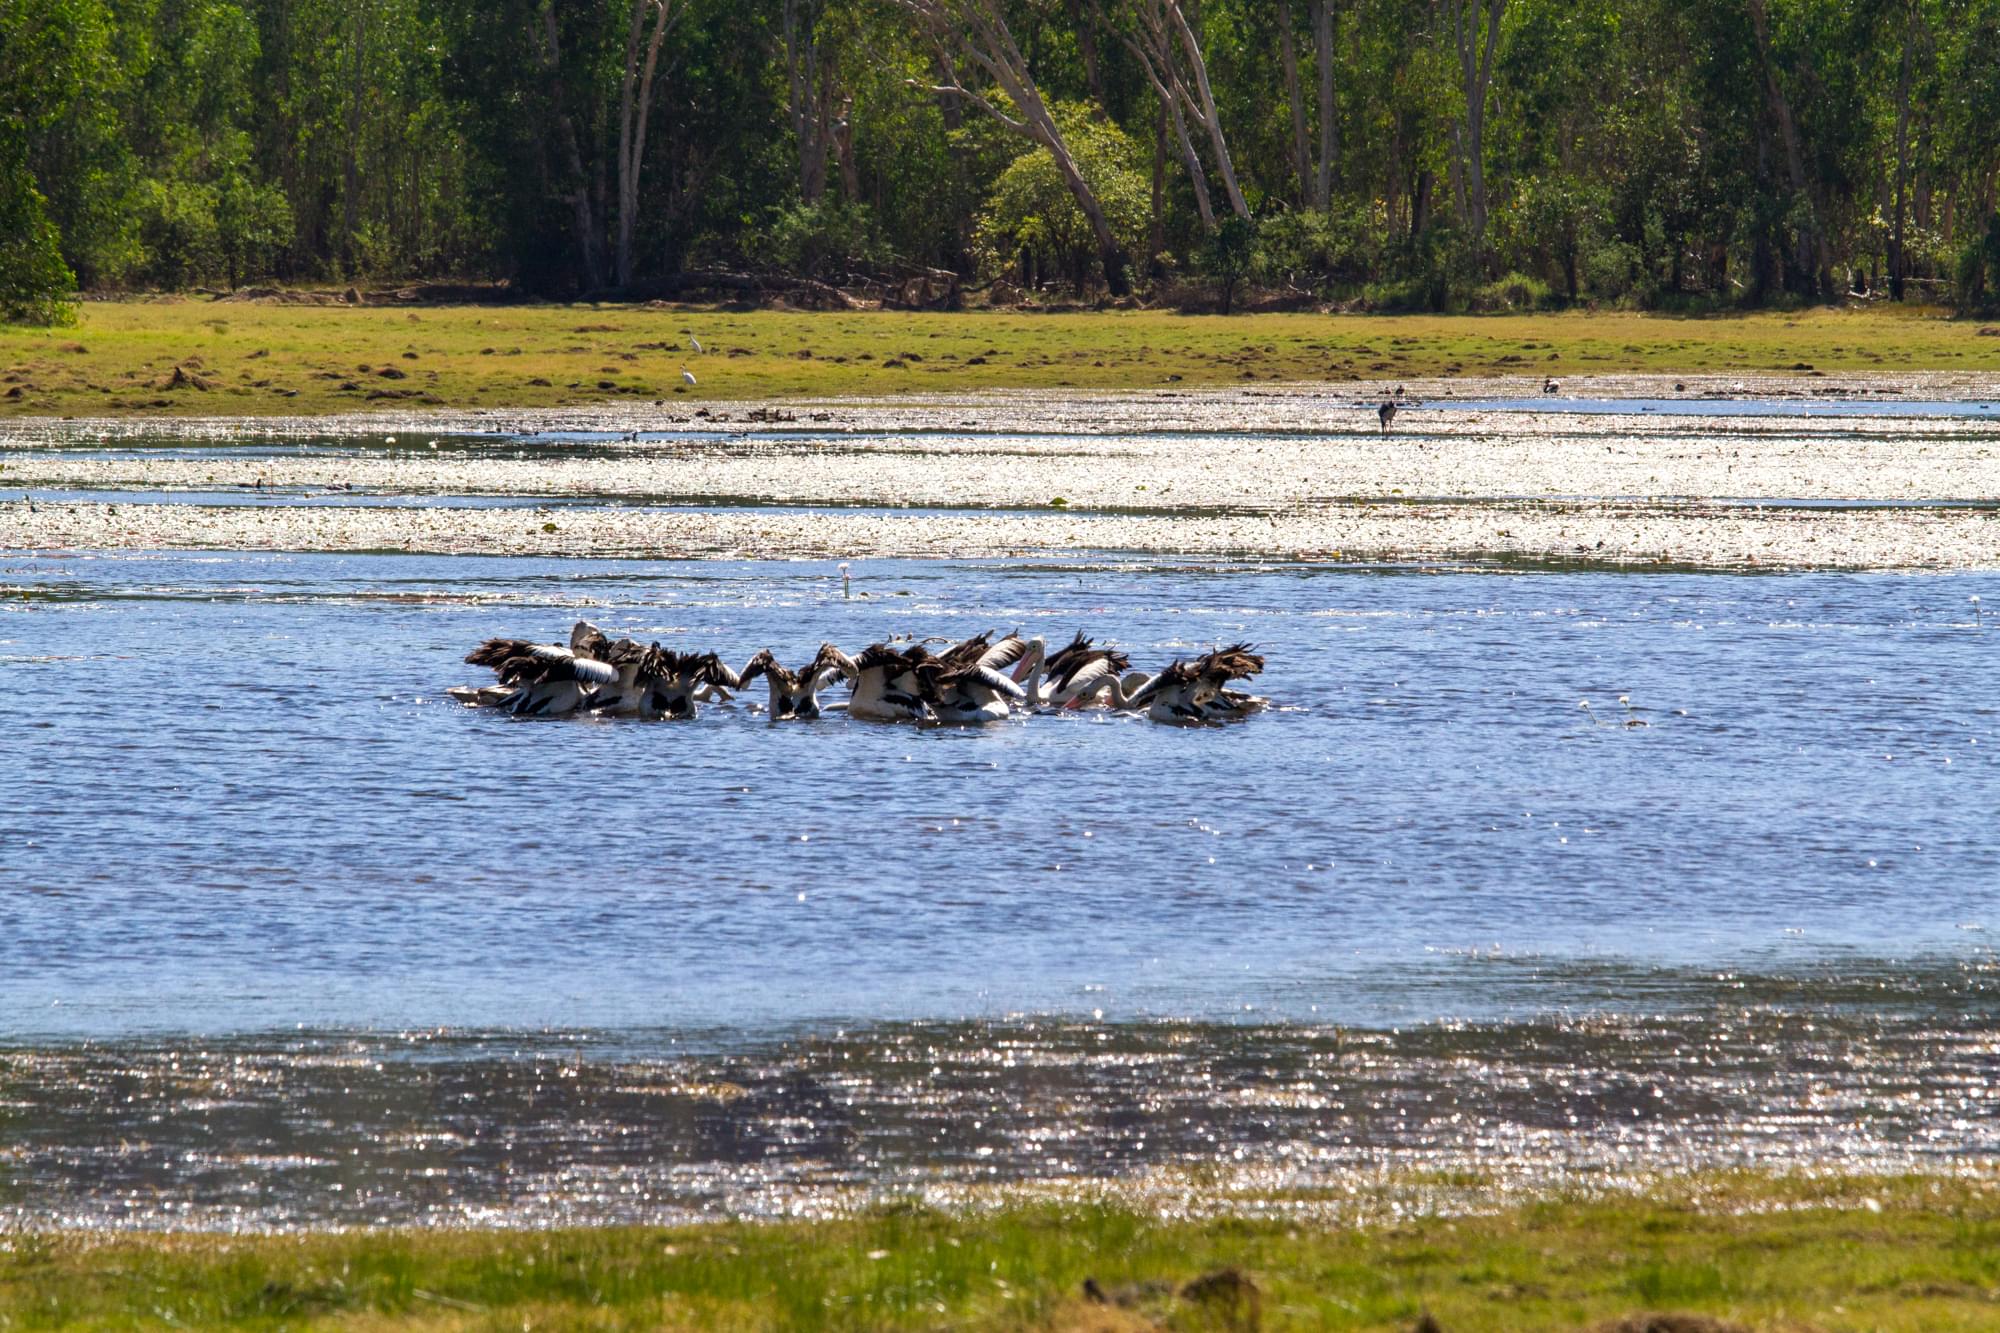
1125,661,1193,709
973,665,1028,700
557,655,618,685
1055,648,1132,693
978,632,1030,672
1058,656,1118,698
1197,643,1264,682
938,631,992,668
812,643,859,680
853,643,908,674
701,653,743,690
466,637,570,670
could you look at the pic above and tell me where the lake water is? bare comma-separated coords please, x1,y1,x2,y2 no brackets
2,548,1996,1225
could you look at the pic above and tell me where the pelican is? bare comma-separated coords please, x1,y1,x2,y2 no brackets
1189,642,1268,719
837,643,934,722
584,637,662,717
1124,643,1267,724
737,644,853,719
452,620,617,717
1377,400,1397,431
926,662,1026,724
646,648,738,719
1012,632,1137,709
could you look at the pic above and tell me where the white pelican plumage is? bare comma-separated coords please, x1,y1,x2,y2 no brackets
1010,632,1138,709
836,643,933,722
452,620,617,717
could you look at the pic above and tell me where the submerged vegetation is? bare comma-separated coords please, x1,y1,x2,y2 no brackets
4,302,2000,418
0,1174,1996,1330
12,1,2000,322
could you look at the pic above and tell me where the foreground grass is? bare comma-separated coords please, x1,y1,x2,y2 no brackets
3,300,2000,418
2,1174,1997,1331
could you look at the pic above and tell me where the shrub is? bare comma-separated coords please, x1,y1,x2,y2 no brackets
1471,270,1554,311
1257,204,1384,293
973,101,1147,296
1199,215,1259,313
746,197,888,282
1581,236,1645,305
0,161,78,325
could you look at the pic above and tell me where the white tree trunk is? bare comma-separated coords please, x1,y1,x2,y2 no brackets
897,0,1131,293
1449,0,1503,264
616,0,674,289
1102,0,1248,227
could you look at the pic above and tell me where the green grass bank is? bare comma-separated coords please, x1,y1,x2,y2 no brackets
1,1174,1996,1330
4,302,1999,419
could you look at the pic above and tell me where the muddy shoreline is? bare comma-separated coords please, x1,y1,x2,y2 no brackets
5,380,1998,569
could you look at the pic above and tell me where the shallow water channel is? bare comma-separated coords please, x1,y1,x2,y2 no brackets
1,548,1995,1226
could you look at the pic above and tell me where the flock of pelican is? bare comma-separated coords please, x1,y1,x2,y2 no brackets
448,622,1268,725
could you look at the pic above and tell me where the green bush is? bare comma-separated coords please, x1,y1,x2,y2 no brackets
1198,215,1259,313
973,101,1147,296
1257,205,1384,293
1471,270,1555,311
0,161,77,325
746,197,888,282
1582,236,1645,305
1952,211,2000,311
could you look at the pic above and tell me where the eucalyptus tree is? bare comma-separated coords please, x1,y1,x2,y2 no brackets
1097,0,1249,227
891,0,1132,292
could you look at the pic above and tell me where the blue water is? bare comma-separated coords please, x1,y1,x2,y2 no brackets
4,550,1994,1041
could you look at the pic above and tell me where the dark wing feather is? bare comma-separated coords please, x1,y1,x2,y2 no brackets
854,643,907,673
1125,660,1193,709
937,632,992,668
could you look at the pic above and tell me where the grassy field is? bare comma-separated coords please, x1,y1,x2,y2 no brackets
3,300,2000,418
1,1174,1996,1331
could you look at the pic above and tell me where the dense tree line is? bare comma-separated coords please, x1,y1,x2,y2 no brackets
9,0,2000,322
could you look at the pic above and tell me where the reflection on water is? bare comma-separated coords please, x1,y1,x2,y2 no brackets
1,549,1996,1225
2,966,1995,1229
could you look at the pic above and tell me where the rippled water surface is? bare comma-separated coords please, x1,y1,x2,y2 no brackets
2,549,1996,1224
